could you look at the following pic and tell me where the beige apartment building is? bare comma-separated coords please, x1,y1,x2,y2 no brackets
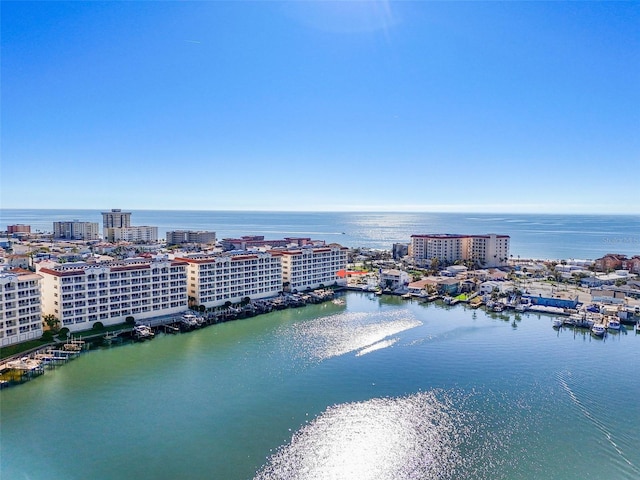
410,234,510,268
0,269,43,346
38,257,188,332
104,226,158,243
53,221,100,240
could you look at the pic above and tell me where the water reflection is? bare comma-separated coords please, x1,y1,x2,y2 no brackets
254,392,466,480
288,310,421,361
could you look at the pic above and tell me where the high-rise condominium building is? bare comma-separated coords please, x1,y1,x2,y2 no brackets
278,244,348,292
38,257,188,332
53,221,100,240
166,230,217,245
101,209,131,238
409,234,510,268
177,251,283,308
0,269,43,346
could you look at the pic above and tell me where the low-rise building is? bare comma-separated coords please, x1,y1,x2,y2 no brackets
379,269,411,290
590,288,626,304
7,224,31,234
594,254,626,272
0,268,43,346
38,257,188,332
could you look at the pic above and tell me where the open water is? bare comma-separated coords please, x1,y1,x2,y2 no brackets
2,293,640,480
1,209,639,259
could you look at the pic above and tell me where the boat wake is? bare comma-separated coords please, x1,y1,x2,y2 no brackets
289,310,421,361
556,370,639,474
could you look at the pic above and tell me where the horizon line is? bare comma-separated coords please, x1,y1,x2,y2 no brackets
1,207,638,216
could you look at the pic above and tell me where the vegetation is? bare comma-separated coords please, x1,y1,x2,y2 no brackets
93,321,104,330
125,316,135,325
1,339,51,360
43,314,60,333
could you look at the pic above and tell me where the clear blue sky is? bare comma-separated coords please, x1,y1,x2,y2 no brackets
2,1,639,213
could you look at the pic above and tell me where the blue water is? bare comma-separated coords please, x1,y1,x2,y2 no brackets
2,293,639,480
1,209,639,259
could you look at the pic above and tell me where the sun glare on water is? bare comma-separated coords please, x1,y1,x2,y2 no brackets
254,392,466,480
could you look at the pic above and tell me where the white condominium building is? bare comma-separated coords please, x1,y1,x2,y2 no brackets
0,269,43,346
166,230,217,245
278,244,348,292
53,221,100,240
104,226,158,243
410,234,510,268
177,252,282,308
38,257,188,332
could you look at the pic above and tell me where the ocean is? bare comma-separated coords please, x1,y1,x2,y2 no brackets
1,209,639,260
1,293,639,480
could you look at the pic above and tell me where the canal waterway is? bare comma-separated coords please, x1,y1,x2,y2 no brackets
2,292,639,479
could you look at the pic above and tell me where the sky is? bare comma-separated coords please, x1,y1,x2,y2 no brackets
1,1,639,214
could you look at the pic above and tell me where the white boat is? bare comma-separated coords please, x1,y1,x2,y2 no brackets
181,314,200,328
607,319,621,331
552,318,563,328
591,324,606,337
515,304,528,312
493,303,504,312
133,324,155,339
332,298,345,305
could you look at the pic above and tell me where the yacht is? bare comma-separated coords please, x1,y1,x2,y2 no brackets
591,324,606,337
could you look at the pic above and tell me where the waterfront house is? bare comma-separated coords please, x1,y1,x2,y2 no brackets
407,278,437,296
590,288,626,304
521,293,579,309
437,278,460,295
379,269,411,291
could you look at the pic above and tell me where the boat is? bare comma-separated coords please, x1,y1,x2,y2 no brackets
591,324,606,337
332,298,345,305
515,304,528,312
607,319,621,331
180,314,200,329
133,324,154,340
552,318,563,329
493,303,504,312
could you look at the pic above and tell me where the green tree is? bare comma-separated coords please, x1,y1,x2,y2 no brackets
43,314,60,333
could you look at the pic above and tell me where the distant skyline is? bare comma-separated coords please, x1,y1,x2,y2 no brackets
2,1,639,214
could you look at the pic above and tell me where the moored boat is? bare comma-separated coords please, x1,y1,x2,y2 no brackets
591,324,606,337
133,324,155,340
607,319,621,331
552,318,563,329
